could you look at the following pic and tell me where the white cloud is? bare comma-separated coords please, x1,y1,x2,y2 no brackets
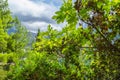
22,21,48,33
8,0,56,18
22,21,65,33
8,0,64,33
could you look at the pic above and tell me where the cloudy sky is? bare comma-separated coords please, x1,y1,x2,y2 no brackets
8,0,65,33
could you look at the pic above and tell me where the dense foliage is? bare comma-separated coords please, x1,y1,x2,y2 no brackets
0,0,30,79
0,0,120,80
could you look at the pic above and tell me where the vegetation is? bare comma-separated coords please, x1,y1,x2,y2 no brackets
0,0,120,80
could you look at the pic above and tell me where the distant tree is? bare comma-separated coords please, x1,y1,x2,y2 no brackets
7,18,29,53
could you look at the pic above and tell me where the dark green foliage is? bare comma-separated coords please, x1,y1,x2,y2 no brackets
52,0,120,79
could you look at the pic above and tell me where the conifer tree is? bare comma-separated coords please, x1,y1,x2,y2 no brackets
0,0,13,53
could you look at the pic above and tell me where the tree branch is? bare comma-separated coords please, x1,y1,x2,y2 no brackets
77,13,120,54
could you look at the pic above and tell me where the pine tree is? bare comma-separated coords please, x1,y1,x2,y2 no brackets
0,0,13,53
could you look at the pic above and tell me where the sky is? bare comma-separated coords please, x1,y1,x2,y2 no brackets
8,0,65,33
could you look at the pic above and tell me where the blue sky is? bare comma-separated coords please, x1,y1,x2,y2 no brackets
8,0,65,33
